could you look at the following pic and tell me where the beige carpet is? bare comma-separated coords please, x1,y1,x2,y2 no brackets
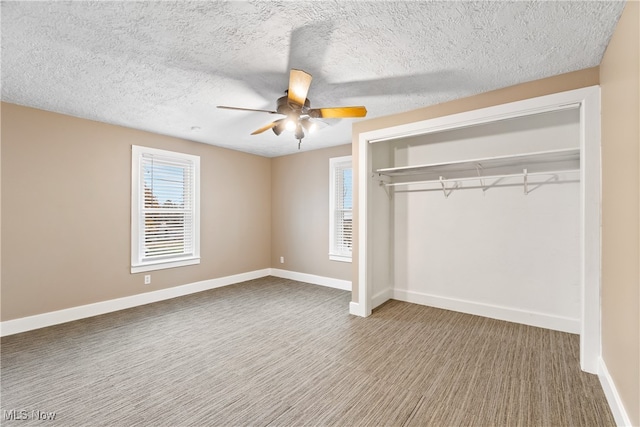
1,276,615,426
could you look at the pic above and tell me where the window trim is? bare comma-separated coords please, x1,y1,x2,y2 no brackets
131,145,200,274
329,155,353,263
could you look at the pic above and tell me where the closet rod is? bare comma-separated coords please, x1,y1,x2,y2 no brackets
382,168,579,187
392,180,580,194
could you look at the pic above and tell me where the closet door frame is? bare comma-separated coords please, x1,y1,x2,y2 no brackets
354,86,601,373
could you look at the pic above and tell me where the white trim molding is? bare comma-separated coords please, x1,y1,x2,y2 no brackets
371,288,393,310
349,301,366,317
393,288,580,334
329,155,354,263
270,268,352,291
0,269,354,337
0,269,270,337
356,86,601,373
598,357,634,427
131,145,201,274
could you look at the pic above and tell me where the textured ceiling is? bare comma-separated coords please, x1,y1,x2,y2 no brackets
1,1,625,157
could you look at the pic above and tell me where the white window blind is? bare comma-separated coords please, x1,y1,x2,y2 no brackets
330,156,353,262
131,146,200,273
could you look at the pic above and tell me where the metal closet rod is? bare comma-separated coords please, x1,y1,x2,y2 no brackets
382,168,580,187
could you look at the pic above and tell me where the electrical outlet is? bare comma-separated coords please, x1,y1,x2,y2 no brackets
144,275,151,285
280,256,284,264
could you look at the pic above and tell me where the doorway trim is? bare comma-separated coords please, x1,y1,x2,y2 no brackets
354,86,601,373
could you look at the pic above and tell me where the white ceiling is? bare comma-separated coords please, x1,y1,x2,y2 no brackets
1,1,625,158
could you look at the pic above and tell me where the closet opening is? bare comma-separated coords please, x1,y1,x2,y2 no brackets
355,87,601,373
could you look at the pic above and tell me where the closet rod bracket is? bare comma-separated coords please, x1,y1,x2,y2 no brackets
476,164,486,195
375,173,392,199
439,176,448,198
380,179,392,199
439,176,459,198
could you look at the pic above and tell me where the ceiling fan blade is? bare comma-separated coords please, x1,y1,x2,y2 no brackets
251,120,281,135
288,69,312,106
309,106,367,119
218,105,279,114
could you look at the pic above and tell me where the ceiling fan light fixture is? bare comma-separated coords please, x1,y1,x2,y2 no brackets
301,118,317,134
273,120,287,136
285,118,297,132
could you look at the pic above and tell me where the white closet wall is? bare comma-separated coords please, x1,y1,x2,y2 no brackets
372,109,581,331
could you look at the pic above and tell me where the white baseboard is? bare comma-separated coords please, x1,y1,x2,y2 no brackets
0,269,271,337
0,268,354,336
270,268,352,291
598,357,633,427
349,301,369,317
372,288,393,309
351,288,391,316
393,288,580,334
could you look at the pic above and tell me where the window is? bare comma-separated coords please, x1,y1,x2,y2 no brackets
131,145,200,273
329,156,353,262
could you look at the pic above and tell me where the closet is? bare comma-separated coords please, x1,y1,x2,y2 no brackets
355,87,601,372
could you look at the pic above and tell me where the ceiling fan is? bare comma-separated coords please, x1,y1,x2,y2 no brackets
217,69,367,149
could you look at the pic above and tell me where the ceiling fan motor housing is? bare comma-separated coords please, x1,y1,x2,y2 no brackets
277,95,310,115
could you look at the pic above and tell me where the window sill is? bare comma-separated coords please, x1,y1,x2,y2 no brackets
131,257,200,274
329,254,352,263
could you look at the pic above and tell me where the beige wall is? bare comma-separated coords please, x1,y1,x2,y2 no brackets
600,1,640,425
352,67,600,302
271,144,352,281
1,103,271,321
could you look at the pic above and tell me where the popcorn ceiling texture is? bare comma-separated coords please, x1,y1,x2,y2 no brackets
1,1,625,157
